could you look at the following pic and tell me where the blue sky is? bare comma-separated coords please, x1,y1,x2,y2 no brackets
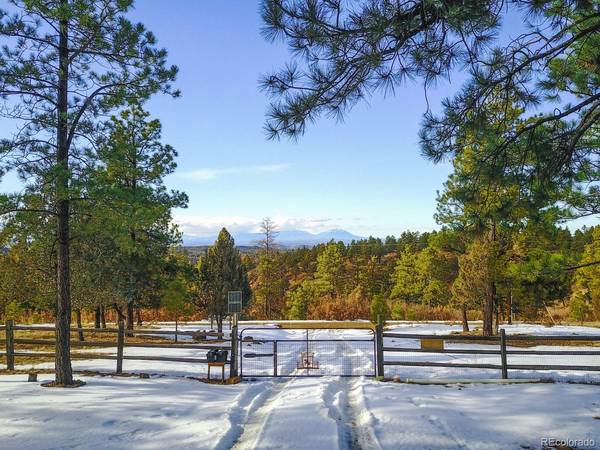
130,0,459,239
1,1,596,240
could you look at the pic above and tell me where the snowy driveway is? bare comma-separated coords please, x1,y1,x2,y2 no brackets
1,374,599,450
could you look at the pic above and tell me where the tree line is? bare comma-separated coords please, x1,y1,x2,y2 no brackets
245,223,599,331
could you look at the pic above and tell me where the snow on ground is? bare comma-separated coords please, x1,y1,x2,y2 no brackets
362,379,600,450
3,322,600,449
0,373,251,450
1,373,599,450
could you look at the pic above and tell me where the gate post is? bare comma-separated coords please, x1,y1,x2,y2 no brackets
230,315,239,377
375,315,384,379
273,341,278,377
500,328,508,379
6,320,15,371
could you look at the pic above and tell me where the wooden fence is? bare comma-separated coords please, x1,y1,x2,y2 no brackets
375,326,600,379
0,320,237,376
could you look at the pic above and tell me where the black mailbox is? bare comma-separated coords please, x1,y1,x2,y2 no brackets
216,349,228,362
207,349,218,362
207,349,228,363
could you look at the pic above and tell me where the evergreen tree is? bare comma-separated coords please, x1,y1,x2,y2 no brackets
390,249,424,303
0,0,178,385
162,276,194,342
569,227,600,321
314,242,347,297
287,281,316,320
196,228,251,333
370,294,390,325
90,103,187,330
452,238,498,334
253,253,288,319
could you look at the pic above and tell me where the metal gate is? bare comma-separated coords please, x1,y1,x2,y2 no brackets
239,327,376,377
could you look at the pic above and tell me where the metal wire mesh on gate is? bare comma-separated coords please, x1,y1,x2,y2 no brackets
240,331,375,377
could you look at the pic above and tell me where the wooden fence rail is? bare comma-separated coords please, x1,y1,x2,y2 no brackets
376,327,600,379
1,320,234,375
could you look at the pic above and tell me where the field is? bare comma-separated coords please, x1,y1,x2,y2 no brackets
1,322,599,450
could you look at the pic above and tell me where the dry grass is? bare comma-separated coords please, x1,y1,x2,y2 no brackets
449,329,600,347
277,321,374,330
1,327,176,366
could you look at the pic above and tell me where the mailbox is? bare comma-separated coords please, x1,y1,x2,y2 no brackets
207,349,228,363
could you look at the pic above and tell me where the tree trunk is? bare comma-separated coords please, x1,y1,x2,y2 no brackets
217,316,223,334
508,291,513,325
100,305,106,329
494,298,500,335
54,7,73,385
482,223,497,337
94,307,101,329
461,306,469,332
483,281,495,336
175,317,178,343
126,301,135,331
136,308,143,326
76,309,84,342
114,304,126,323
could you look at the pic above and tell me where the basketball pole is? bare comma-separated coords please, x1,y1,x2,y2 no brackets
231,312,239,377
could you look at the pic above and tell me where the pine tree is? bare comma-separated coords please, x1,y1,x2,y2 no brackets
254,254,288,319
314,243,347,297
90,103,187,330
452,238,498,334
569,227,600,322
162,277,194,342
196,229,251,333
0,0,178,385
370,294,390,325
390,249,424,303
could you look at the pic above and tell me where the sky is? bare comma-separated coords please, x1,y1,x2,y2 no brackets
0,1,596,240
126,0,458,239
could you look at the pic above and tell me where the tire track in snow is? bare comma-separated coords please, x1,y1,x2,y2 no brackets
343,378,382,450
425,415,471,450
331,337,381,450
408,394,471,450
212,381,272,450
227,379,294,450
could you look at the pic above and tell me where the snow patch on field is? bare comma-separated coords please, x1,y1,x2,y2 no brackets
362,380,600,450
2,373,599,450
0,374,251,450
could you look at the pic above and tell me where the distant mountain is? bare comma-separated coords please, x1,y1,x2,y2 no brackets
182,228,363,247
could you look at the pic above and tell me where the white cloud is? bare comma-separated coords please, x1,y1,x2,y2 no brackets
172,213,339,238
177,163,291,181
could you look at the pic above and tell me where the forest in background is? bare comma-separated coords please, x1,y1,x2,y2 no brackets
243,224,599,328
2,219,599,334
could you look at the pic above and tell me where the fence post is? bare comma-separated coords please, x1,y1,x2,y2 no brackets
273,341,278,377
230,316,238,377
6,320,14,371
500,328,508,379
116,320,125,374
375,315,384,379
